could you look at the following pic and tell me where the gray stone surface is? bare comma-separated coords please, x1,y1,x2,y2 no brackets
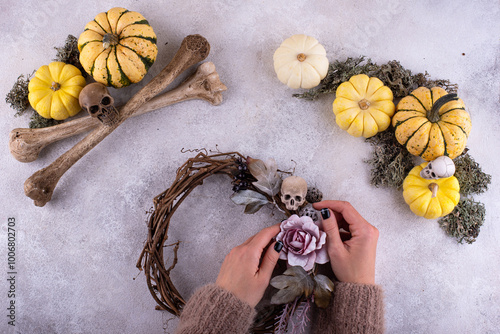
1,0,499,333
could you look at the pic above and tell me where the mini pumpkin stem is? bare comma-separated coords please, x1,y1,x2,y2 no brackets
297,53,306,62
103,33,119,49
428,93,458,123
358,99,370,110
51,82,61,91
428,182,439,198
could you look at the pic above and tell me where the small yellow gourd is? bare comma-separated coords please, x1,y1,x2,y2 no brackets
28,62,86,120
273,34,329,89
332,74,395,138
403,162,460,219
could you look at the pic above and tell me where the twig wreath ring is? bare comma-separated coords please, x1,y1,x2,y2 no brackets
136,151,332,332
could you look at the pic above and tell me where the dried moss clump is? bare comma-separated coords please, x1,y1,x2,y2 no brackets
365,131,415,189
293,57,379,100
29,112,63,128
293,56,458,100
5,74,32,115
439,198,486,244
454,150,491,196
54,34,86,77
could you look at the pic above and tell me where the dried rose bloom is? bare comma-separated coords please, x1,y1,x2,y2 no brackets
276,215,329,271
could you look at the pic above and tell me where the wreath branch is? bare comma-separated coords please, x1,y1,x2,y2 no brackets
137,151,255,316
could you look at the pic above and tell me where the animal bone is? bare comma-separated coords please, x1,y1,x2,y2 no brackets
24,34,210,207
9,62,225,163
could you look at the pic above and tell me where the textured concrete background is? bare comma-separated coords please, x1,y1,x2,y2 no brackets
1,0,499,333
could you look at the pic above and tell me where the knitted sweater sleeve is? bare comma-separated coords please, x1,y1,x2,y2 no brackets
174,284,256,334
313,282,385,334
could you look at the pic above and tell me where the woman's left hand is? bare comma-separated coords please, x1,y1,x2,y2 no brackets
216,223,282,307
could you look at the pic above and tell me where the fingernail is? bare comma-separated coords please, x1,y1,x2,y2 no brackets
274,241,283,253
321,208,330,219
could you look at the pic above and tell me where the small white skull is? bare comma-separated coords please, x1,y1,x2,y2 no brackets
420,156,456,179
281,176,307,211
79,83,119,126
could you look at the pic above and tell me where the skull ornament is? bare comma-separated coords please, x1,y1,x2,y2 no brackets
420,156,456,179
281,175,307,211
79,83,119,126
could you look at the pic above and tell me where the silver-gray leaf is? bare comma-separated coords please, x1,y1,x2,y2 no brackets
247,157,281,196
270,266,315,305
230,190,269,205
313,274,335,308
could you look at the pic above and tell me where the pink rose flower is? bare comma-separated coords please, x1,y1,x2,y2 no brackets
276,214,329,271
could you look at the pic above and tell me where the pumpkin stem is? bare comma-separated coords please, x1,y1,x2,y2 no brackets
358,99,370,110
51,82,61,91
428,93,459,122
103,33,119,49
428,182,439,198
297,53,306,62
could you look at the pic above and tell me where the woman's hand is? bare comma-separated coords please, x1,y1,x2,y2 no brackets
313,200,379,285
216,224,282,307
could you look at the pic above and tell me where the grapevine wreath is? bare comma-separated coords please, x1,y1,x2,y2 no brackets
136,150,336,332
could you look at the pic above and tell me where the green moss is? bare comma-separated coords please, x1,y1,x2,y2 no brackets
5,73,32,115
438,198,486,244
454,150,491,196
293,56,458,100
54,34,86,77
29,112,63,129
365,131,415,189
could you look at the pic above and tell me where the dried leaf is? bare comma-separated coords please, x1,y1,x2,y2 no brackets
247,157,281,196
244,201,267,214
313,275,334,308
270,266,314,305
230,190,270,214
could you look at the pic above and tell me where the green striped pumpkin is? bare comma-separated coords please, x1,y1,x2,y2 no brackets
392,87,471,161
78,7,158,88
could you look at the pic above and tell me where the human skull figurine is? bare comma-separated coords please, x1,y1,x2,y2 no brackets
420,156,456,179
281,175,307,211
79,83,119,126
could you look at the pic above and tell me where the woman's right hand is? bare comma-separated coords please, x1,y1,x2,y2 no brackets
313,200,379,285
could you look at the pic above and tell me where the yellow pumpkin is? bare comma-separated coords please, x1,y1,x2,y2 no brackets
332,74,395,138
403,162,460,219
392,87,471,161
28,62,86,120
273,34,329,89
78,7,158,88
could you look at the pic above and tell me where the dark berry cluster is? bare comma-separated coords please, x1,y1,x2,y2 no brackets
306,187,323,203
232,158,253,192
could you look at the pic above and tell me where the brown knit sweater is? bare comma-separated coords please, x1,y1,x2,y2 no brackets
175,282,384,333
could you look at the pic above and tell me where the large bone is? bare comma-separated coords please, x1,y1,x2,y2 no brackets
10,62,226,163
25,34,210,207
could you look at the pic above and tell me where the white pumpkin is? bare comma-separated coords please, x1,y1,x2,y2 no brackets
273,34,329,89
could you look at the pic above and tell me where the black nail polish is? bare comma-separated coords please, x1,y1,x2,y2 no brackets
321,208,330,219
274,241,283,253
